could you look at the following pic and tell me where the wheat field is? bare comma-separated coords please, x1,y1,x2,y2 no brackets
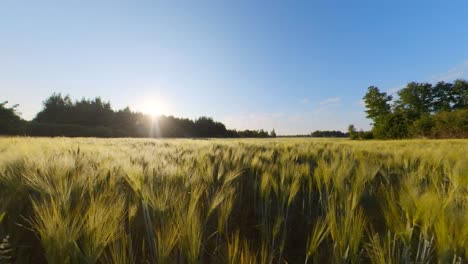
0,137,466,263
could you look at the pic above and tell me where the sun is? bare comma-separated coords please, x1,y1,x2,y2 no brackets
147,105,162,118
141,99,167,118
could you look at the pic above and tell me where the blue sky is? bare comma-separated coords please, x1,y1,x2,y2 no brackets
1,1,468,134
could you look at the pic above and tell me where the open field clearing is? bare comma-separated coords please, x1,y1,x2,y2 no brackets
0,138,467,263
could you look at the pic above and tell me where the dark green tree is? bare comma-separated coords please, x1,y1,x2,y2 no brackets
362,86,394,138
432,108,468,138
7,93,292,138
70,97,114,126
34,93,72,123
347,124,358,139
311,130,347,138
395,82,433,119
379,111,411,139
363,86,392,122
0,101,23,134
410,114,434,138
452,79,468,109
362,80,467,139
431,81,454,113
270,129,276,138
194,116,228,137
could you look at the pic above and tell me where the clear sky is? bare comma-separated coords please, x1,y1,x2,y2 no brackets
2,1,468,134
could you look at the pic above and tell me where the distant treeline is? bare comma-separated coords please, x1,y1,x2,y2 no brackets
275,130,348,138
350,79,468,139
0,94,276,138
310,130,348,138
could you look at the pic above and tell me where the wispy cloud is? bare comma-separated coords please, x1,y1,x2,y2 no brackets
225,62,468,135
356,99,365,107
431,60,468,82
386,86,403,95
319,97,341,106
383,60,468,97
299,97,310,104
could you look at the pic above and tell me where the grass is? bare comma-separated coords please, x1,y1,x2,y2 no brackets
0,137,466,263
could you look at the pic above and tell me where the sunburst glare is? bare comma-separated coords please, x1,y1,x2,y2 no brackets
141,99,168,118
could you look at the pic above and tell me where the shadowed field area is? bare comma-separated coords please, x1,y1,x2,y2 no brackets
0,138,466,263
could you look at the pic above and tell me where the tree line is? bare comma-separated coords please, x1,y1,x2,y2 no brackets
310,130,348,138
350,79,468,139
0,93,276,138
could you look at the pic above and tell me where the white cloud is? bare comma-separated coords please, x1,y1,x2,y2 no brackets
383,60,468,98
319,97,341,106
222,61,467,135
356,99,365,107
431,61,468,82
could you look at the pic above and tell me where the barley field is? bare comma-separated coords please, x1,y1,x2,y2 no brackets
0,137,466,264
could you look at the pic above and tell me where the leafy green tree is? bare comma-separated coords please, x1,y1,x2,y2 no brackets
380,111,411,139
362,86,395,138
431,82,454,113
363,86,392,122
194,116,228,137
0,101,23,134
25,93,311,138
347,125,358,139
362,80,468,139
432,108,468,138
34,93,72,123
360,131,374,139
311,130,347,138
452,79,468,109
410,114,434,138
395,82,433,119
70,97,114,126
270,129,276,138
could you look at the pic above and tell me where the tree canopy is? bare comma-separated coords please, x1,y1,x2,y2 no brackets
1,93,275,138
363,86,393,122
0,101,23,135
310,130,347,138
354,79,468,139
